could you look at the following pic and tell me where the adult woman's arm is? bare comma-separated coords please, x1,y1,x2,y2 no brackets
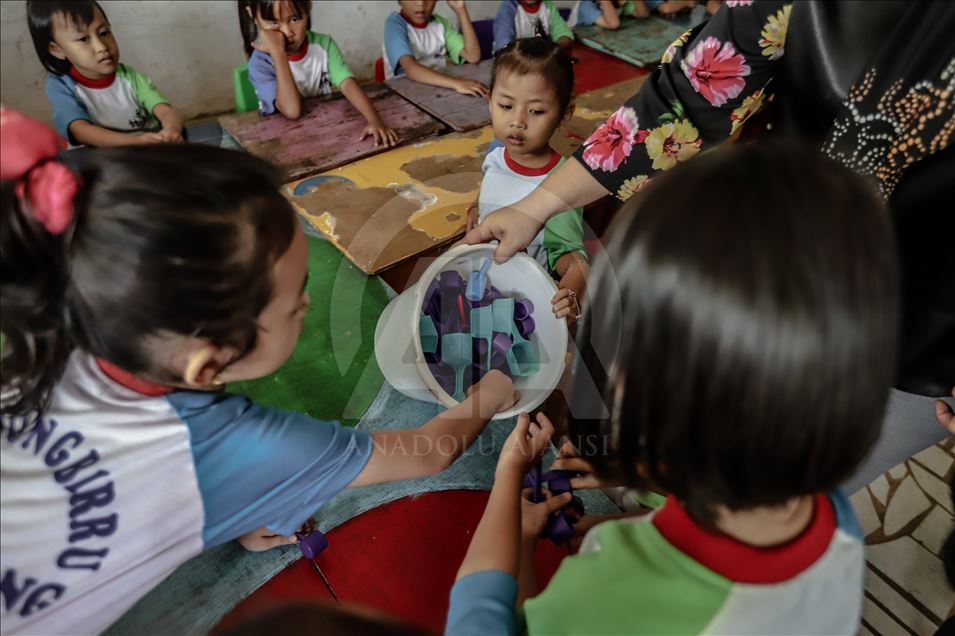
463,0,793,261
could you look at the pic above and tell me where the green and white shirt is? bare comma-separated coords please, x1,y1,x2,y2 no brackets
445,492,866,635
248,32,355,115
45,64,168,145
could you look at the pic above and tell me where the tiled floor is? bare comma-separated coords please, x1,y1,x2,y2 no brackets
851,437,955,634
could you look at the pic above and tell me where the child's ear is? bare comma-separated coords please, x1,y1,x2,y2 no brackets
48,41,67,61
561,102,576,126
179,343,234,387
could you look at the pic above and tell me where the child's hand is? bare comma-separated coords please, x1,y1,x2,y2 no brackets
454,78,489,98
238,527,299,552
158,127,185,144
498,412,556,477
550,440,607,489
252,27,288,57
936,386,955,434
551,288,581,323
136,131,166,144
447,0,468,12
360,123,399,147
466,203,479,231
470,369,519,413
656,0,695,16
521,488,573,543
631,0,651,18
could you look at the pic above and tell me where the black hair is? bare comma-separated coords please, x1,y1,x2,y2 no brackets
1,144,296,418
491,34,575,114
569,143,900,525
223,602,426,636
27,0,106,75
238,0,312,58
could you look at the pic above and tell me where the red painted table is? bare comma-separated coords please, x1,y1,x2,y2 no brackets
213,490,570,635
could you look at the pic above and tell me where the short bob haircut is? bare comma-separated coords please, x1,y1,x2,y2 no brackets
569,143,900,525
27,0,107,75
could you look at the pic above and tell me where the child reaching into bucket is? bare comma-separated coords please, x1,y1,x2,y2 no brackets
468,35,588,324
446,144,900,634
0,109,517,635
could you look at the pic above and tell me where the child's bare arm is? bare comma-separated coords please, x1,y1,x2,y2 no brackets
552,252,589,321
339,78,399,147
69,119,162,147
254,29,303,119
399,55,489,96
347,371,516,487
152,103,184,143
596,0,622,28
449,1,482,64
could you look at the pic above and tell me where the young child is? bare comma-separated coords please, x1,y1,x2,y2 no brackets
569,0,699,27
471,37,588,323
446,144,901,634
383,0,487,96
493,1,574,53
27,0,184,147
240,0,398,147
0,108,516,635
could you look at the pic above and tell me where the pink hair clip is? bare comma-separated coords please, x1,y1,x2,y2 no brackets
1,107,81,235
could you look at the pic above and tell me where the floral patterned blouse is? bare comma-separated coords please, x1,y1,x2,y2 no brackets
575,0,792,201
573,0,955,396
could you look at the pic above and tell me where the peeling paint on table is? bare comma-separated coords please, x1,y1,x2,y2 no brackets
386,60,493,132
285,127,496,274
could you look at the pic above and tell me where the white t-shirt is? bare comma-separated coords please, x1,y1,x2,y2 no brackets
1,353,371,635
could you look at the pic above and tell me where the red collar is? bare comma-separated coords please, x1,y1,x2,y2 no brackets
652,494,835,584
504,148,561,176
96,359,175,397
399,10,430,29
518,1,543,14
70,67,115,89
287,39,309,62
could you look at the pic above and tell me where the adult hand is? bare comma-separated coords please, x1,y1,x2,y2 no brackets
459,206,545,263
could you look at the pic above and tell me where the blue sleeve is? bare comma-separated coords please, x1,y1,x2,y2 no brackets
247,51,278,115
575,0,604,26
167,391,373,547
445,570,517,636
493,0,518,52
485,139,505,159
44,74,90,143
384,12,414,77
829,490,863,540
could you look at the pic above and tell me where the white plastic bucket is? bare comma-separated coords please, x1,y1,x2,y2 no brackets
374,243,569,419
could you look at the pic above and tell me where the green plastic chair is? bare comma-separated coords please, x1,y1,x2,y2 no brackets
233,64,259,114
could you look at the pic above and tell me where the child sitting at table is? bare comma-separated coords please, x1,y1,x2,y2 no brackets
240,0,398,147
493,0,574,52
383,1,487,96
27,0,184,147
446,143,900,635
470,35,588,324
569,0,701,28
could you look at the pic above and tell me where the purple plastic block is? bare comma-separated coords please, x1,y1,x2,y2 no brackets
516,316,535,339
296,530,329,559
515,299,534,320
438,270,464,292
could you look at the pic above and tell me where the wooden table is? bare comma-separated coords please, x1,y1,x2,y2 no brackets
285,127,495,275
385,59,493,133
219,83,443,181
575,13,694,67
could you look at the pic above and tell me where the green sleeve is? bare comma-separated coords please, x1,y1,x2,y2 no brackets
119,64,168,113
311,33,355,88
436,14,466,65
543,207,586,271
622,1,635,16
546,0,574,42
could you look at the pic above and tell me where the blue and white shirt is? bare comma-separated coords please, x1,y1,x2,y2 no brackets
248,32,355,115
494,0,574,52
0,353,371,635
44,64,167,146
382,11,466,80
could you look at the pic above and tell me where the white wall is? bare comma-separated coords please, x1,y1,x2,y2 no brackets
0,0,574,123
